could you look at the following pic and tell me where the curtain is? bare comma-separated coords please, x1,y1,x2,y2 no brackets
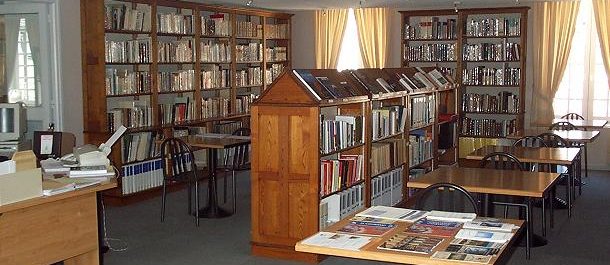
314,9,348,69
4,15,20,98
354,8,389,68
531,1,580,125
592,0,610,89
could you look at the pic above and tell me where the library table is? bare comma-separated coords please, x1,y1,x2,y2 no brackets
552,119,608,130
466,146,581,217
181,134,250,218
295,209,524,265
0,179,117,265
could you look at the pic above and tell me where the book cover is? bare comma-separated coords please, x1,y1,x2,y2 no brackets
407,218,461,237
337,220,396,237
377,233,444,254
431,251,492,264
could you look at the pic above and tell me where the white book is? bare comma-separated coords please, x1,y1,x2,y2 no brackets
427,210,477,223
455,229,513,243
356,206,428,222
463,219,517,233
301,232,372,251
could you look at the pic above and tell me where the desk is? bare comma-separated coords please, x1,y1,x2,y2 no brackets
466,146,581,217
0,179,117,265
295,209,524,265
181,134,250,218
552,119,608,130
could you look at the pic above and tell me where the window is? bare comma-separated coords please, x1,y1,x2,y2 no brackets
8,17,39,106
553,0,609,119
336,8,363,71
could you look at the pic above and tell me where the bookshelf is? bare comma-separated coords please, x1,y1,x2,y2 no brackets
400,7,528,155
81,0,292,204
250,67,457,262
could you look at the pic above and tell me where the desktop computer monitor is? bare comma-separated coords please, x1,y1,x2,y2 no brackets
0,103,27,142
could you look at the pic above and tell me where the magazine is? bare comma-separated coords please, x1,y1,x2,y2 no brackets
337,218,396,237
301,232,372,251
444,244,500,256
427,210,477,223
431,251,492,264
377,232,444,254
407,218,462,237
455,229,512,243
450,238,505,249
356,206,428,222
463,219,517,232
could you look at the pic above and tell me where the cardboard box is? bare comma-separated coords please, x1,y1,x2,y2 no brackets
0,168,42,206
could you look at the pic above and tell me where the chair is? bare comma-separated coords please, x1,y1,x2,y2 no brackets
160,137,202,226
220,127,251,213
513,136,548,171
561,113,585,120
479,152,524,171
537,132,570,148
414,182,479,215
549,121,577,131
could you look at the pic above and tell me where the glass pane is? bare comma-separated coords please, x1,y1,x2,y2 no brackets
26,78,35,90
592,100,607,117
568,71,584,99
568,99,582,113
26,66,34,77
554,99,569,116
336,9,363,71
556,81,569,99
18,66,25,78
17,54,24,65
27,90,35,101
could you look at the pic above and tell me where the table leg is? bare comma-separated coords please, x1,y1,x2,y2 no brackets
481,194,490,217
97,193,107,265
568,161,573,218
550,186,555,229
197,148,232,218
525,198,531,260
541,196,546,237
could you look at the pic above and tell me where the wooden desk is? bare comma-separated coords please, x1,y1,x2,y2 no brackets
181,134,250,218
0,179,117,265
552,119,608,130
507,129,599,144
295,210,524,265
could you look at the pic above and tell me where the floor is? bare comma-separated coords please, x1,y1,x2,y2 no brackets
104,170,610,265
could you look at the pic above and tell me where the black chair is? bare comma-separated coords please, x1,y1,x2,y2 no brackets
479,152,524,171
220,127,251,213
513,136,548,171
549,121,577,131
561,113,585,120
414,182,479,215
537,132,570,148
160,137,203,226
537,132,578,205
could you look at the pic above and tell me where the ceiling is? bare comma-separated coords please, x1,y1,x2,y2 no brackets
194,0,545,11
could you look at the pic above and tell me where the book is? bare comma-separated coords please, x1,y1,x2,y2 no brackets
444,244,500,256
431,251,492,264
407,218,461,237
301,232,372,251
377,233,444,254
69,165,109,176
337,218,396,237
356,206,428,222
463,219,517,233
43,178,102,196
450,238,504,249
454,229,512,243
292,69,333,100
427,210,477,223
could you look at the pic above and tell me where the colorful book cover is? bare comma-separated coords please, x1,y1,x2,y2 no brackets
337,219,396,237
407,218,461,237
377,233,444,254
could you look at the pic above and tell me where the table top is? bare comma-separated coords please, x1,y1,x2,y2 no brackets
0,178,117,214
466,146,581,165
295,211,524,265
180,134,251,149
507,129,600,143
552,119,608,129
407,167,560,198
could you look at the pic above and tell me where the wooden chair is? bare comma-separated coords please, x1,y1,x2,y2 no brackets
414,182,479,215
160,137,203,226
561,113,584,120
549,121,577,131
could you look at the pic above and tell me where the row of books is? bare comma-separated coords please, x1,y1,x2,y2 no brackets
104,3,151,32
235,67,263,87
265,24,289,39
461,117,517,137
202,67,230,89
371,139,406,177
201,14,230,36
404,43,456,62
370,167,404,207
320,115,364,154
121,131,159,163
157,70,194,92
320,154,364,197
462,92,520,114
158,40,195,63
236,21,262,38
121,158,164,195
409,131,433,167
105,38,151,63
410,95,436,127
105,69,151,96
465,17,521,37
107,102,153,131
439,67,457,79
463,42,520,61
462,67,521,86
235,43,263,62
157,13,194,35
201,97,230,119
319,183,365,230
404,17,458,40
265,64,284,85
159,99,195,125
265,46,288,61
200,41,231,62
372,106,407,140
235,94,258,114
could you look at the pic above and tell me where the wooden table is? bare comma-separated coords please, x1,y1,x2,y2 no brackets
466,146,581,217
507,129,599,144
552,119,608,130
0,179,117,265
295,210,524,265
181,134,250,218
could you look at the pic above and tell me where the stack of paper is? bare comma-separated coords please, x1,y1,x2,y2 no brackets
43,178,102,196
301,232,372,251
427,210,477,223
454,229,512,243
356,206,428,222
463,219,517,232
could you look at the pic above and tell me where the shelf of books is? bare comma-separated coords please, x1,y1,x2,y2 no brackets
250,67,457,262
401,7,528,161
82,0,292,204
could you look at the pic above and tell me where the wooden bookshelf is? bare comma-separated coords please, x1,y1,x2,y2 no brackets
400,7,528,155
250,67,457,262
81,0,292,204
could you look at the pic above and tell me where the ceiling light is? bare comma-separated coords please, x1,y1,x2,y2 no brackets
454,1,461,13
245,0,253,7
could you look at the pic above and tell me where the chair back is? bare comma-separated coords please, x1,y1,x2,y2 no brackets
513,136,548,148
479,152,524,171
561,113,585,120
414,183,479,215
160,137,198,181
223,128,250,170
549,121,577,131
537,133,570,148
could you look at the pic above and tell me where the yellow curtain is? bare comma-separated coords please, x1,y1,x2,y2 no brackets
592,0,610,89
354,8,390,68
314,9,349,69
531,1,580,125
